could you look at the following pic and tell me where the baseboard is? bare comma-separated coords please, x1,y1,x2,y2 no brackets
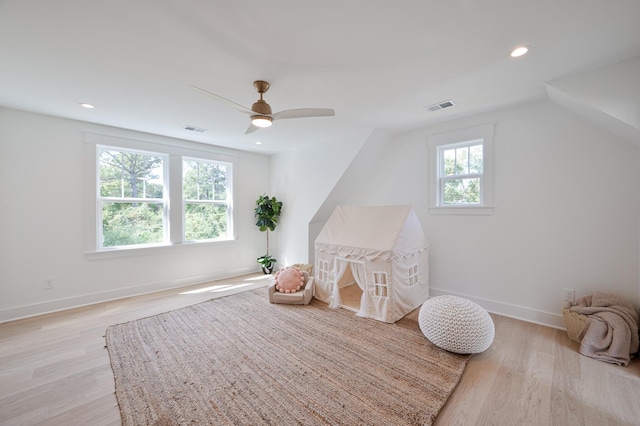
429,287,566,330
0,266,261,324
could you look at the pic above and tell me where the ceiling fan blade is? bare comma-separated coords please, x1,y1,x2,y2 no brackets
271,108,335,121
245,123,261,134
189,85,255,116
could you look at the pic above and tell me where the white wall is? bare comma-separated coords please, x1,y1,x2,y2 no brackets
280,99,640,328
548,57,640,130
0,108,271,322
546,56,640,146
269,129,372,267
4,97,639,329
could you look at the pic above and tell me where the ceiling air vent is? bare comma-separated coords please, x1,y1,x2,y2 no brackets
184,125,207,133
425,100,456,112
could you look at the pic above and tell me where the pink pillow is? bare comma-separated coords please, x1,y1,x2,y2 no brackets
274,267,305,293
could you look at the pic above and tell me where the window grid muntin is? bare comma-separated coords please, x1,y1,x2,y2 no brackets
318,259,329,282
99,147,165,199
373,271,389,297
408,264,419,286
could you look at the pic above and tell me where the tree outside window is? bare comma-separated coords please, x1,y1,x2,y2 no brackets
440,141,483,205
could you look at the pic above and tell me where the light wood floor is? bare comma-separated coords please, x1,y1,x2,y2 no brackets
1,274,639,425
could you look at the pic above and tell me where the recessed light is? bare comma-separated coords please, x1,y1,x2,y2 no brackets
510,46,529,58
255,141,262,145
80,103,95,109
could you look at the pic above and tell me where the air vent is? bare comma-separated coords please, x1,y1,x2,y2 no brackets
425,100,456,112
184,125,207,133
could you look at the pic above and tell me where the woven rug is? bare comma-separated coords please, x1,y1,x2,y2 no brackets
105,289,469,425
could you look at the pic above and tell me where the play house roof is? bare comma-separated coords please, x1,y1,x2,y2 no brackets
314,205,428,261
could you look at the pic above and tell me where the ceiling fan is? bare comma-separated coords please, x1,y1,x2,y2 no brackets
190,80,335,134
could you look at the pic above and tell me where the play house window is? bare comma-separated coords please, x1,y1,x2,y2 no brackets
318,259,329,282
408,264,419,286
373,272,389,297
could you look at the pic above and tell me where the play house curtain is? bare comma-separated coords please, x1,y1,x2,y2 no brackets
330,260,368,317
329,259,349,309
350,262,368,317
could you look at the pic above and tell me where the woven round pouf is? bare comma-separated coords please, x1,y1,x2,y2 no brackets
418,295,495,354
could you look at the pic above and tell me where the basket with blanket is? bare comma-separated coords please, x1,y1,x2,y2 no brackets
562,308,587,343
564,292,640,366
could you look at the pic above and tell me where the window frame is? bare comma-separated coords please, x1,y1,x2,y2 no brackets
182,157,234,243
428,123,494,215
317,259,330,283
85,133,237,258
372,271,389,298
97,145,170,250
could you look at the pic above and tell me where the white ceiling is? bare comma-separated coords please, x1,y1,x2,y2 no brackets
1,0,639,154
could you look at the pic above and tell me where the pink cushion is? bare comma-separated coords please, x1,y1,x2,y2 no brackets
274,267,306,293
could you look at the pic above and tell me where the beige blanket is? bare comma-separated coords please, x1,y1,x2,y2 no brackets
569,292,639,366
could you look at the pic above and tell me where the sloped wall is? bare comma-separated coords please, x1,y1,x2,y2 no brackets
546,56,640,145
299,99,640,327
269,129,376,268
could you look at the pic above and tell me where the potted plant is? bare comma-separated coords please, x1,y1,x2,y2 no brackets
254,195,282,274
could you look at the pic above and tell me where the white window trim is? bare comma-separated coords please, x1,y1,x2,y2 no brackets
96,145,170,251
182,157,234,243
428,123,494,215
84,133,237,258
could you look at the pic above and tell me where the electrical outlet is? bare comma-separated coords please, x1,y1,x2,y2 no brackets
43,278,54,289
563,288,575,303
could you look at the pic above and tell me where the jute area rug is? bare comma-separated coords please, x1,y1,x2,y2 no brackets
105,288,469,425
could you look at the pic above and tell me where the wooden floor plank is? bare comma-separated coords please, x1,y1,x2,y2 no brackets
1,273,639,425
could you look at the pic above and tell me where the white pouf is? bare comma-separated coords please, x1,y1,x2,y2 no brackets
418,295,495,354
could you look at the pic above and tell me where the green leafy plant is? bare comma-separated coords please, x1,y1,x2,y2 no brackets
257,255,277,271
254,195,283,273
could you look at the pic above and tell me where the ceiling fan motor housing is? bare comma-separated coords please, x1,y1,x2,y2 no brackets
251,99,272,115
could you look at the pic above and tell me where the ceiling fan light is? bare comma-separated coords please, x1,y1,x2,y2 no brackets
510,46,529,58
251,115,272,128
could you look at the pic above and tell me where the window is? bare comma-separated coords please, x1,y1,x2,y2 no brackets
440,141,482,204
98,146,168,249
86,133,236,254
372,272,388,297
408,264,419,287
317,259,329,282
429,124,494,215
183,158,232,241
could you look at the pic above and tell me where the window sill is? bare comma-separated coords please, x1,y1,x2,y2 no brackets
429,206,494,216
85,238,237,260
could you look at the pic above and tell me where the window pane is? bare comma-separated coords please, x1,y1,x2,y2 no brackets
184,204,228,240
443,178,480,204
213,163,229,201
183,160,229,201
469,144,483,174
182,160,199,200
99,149,163,198
443,149,456,176
455,147,469,174
101,202,164,247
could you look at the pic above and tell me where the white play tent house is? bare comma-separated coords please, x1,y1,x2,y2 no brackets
314,205,429,323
